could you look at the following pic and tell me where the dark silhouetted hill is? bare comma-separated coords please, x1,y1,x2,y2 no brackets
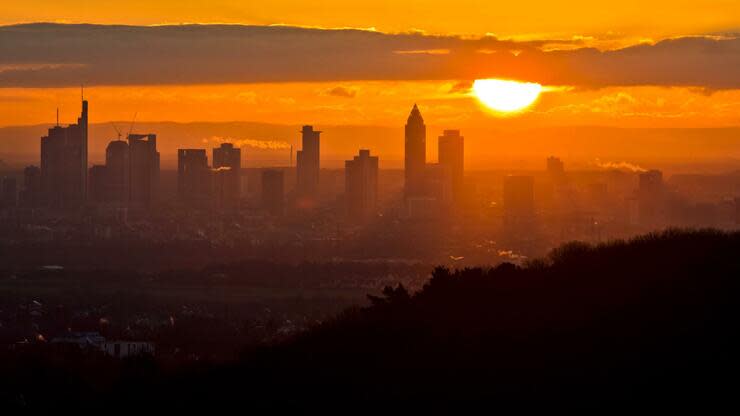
2,229,739,411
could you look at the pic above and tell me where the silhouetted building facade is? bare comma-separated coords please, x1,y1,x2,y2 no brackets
128,134,159,207
105,140,129,204
547,156,565,177
438,129,464,205
504,175,535,221
424,163,453,206
178,149,211,205
88,165,108,203
345,149,379,221
212,143,241,206
638,169,666,227
1,176,17,209
296,126,320,196
21,166,41,207
261,169,285,216
405,104,426,198
40,100,88,208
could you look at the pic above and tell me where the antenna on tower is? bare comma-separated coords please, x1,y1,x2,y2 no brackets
56,108,59,126
81,84,84,102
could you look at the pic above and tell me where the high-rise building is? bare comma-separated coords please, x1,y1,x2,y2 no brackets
296,125,320,196
261,169,285,216
40,100,88,208
404,104,426,198
547,156,565,177
438,129,464,205
88,165,108,203
503,175,535,220
105,140,129,204
0,176,18,209
127,134,159,207
424,163,453,206
345,149,379,221
637,169,665,227
21,166,41,207
178,149,211,204
212,143,241,206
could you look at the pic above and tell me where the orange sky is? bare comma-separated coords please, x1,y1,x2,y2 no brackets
0,1,739,133
3,1,739,41
2,82,739,129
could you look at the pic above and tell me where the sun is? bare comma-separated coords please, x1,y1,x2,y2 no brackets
472,79,542,113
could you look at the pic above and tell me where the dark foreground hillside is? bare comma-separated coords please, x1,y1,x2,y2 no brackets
3,229,740,411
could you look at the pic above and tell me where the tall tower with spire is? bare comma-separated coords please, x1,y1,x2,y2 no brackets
404,104,426,198
40,97,88,208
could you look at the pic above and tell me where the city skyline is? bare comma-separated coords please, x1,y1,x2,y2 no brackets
1,2,739,410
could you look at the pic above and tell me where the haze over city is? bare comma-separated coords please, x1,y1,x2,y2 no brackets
0,1,739,411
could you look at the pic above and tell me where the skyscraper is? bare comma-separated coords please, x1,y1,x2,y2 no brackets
504,175,535,221
212,143,241,206
0,176,18,209
547,156,565,177
105,140,129,204
262,169,285,216
345,149,379,221
296,125,320,196
404,104,426,198
438,129,464,205
128,134,159,207
88,165,108,203
40,100,88,208
637,169,665,227
21,166,41,207
424,163,453,206
178,149,211,204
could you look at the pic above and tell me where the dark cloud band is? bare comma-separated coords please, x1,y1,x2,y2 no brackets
0,23,738,89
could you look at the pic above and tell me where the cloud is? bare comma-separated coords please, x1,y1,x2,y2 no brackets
447,81,472,94
323,86,357,98
0,23,738,89
208,136,290,150
593,159,647,172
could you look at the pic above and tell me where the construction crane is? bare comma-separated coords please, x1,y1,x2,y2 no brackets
127,112,138,138
110,122,123,141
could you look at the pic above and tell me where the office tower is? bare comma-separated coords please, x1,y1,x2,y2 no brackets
105,140,129,204
88,165,108,203
40,99,88,208
438,129,464,205
0,177,18,209
404,104,426,198
547,156,565,177
296,125,320,196
735,197,740,226
212,143,241,206
127,134,159,207
503,175,535,220
637,169,665,226
21,165,41,207
261,169,285,216
424,163,453,206
345,149,379,221
178,149,211,204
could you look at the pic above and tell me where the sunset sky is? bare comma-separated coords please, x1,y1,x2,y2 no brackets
1,1,739,145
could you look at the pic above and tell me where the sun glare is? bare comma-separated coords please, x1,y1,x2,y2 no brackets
473,79,542,113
